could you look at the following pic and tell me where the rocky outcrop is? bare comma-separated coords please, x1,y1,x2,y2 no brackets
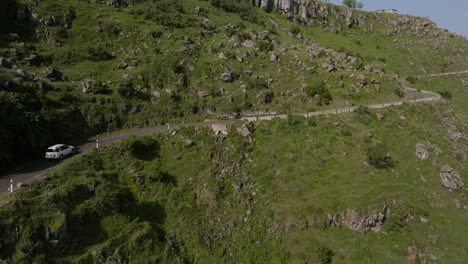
326,205,388,233
251,0,445,37
439,165,464,190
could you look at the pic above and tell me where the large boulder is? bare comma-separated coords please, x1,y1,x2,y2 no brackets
439,165,464,189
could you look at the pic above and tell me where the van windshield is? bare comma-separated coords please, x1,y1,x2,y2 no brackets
46,148,55,153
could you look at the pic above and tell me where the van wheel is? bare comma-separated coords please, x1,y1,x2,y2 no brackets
72,148,76,155
59,155,64,160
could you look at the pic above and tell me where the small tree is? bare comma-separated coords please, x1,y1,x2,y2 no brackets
343,0,364,9
367,143,394,169
306,82,333,106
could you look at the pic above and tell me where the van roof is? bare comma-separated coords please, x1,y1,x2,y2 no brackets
48,144,65,149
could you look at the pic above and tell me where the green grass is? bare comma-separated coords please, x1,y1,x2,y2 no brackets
0,0,467,262
1,98,467,263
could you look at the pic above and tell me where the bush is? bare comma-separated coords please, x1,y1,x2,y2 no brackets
210,0,261,24
257,41,273,52
305,83,333,106
117,82,136,98
405,76,416,84
120,136,160,159
290,25,301,35
146,160,165,182
437,91,452,100
366,143,394,169
93,181,135,215
354,106,372,123
316,247,334,264
87,46,113,61
394,88,404,98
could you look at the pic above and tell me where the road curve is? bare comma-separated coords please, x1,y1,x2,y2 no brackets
0,87,442,194
418,70,468,78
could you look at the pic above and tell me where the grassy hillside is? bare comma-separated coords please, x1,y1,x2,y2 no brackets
0,97,466,263
1,0,466,170
0,0,467,263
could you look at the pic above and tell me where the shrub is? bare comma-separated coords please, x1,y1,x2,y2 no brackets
117,82,136,98
405,76,416,84
146,160,165,182
366,143,394,169
87,46,113,61
210,0,261,24
305,83,332,106
290,25,301,35
93,181,135,215
437,91,452,100
354,106,372,123
257,41,273,52
394,88,404,98
316,246,334,264
120,136,160,159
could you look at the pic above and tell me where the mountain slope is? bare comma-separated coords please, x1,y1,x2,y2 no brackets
0,1,467,263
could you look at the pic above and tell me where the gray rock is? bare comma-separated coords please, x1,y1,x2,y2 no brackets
439,165,464,189
15,68,37,81
151,90,160,98
24,54,42,66
256,91,273,104
200,17,215,29
415,143,429,160
236,121,255,137
43,67,63,81
221,69,235,82
242,40,256,48
356,74,367,85
194,6,203,16
231,34,243,47
326,205,388,233
81,79,94,93
270,52,279,62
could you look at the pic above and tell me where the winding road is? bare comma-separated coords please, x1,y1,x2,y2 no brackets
0,80,458,194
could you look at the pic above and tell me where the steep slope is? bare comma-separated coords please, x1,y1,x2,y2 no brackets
0,1,467,263
1,0,466,171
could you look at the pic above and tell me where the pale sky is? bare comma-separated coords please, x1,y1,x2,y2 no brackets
327,0,468,37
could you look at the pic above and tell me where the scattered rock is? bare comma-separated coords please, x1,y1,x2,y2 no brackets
200,17,215,29
236,121,254,137
15,68,37,81
211,124,228,135
326,205,388,233
80,79,94,93
270,52,279,62
321,60,336,72
356,74,367,85
221,68,236,82
24,54,42,66
198,90,209,97
43,67,63,81
376,113,384,120
415,143,429,160
439,165,464,189
407,253,417,262
194,6,204,16
256,91,273,104
151,90,160,98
